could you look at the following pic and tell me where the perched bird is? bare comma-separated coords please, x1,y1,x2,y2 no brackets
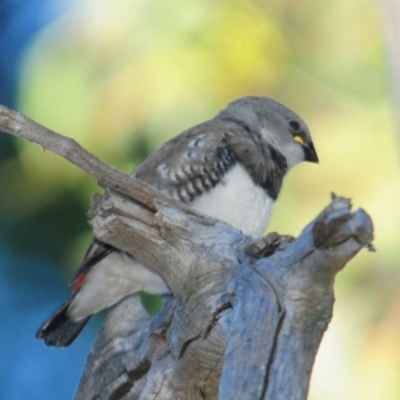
36,96,318,347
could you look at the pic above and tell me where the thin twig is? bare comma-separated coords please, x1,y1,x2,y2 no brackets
0,104,191,213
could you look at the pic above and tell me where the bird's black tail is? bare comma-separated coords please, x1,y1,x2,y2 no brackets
36,295,91,347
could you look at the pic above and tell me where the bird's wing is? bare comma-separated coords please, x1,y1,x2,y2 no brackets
133,121,237,203
70,239,114,291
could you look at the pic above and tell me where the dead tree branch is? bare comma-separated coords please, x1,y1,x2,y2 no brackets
0,105,374,400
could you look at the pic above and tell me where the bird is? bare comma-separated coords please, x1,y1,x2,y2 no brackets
36,96,318,347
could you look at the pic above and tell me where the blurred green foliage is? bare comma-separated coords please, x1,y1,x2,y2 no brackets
1,0,400,398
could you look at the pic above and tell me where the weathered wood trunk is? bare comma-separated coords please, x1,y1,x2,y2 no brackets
76,191,373,400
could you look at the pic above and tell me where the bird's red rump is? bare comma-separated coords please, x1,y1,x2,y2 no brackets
73,273,87,293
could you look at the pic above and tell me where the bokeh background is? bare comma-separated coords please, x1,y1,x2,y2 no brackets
1,0,399,398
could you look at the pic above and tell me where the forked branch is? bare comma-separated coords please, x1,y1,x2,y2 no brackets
0,105,374,400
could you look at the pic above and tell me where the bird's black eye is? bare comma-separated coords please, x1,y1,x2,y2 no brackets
289,120,301,133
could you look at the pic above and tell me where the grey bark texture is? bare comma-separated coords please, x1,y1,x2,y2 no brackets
77,190,373,400
0,105,374,400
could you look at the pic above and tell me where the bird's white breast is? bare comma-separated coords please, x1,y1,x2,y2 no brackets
191,163,273,238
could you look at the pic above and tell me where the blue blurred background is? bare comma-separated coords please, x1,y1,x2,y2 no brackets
0,1,100,398
1,0,400,399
